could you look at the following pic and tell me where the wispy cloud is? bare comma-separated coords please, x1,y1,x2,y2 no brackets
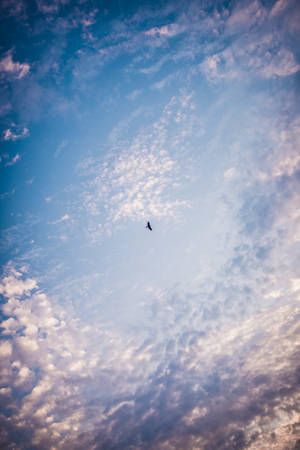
145,23,184,38
139,54,170,75
0,51,30,79
50,214,70,224
202,43,300,82
0,188,16,200
35,0,69,15
0,0,26,18
5,153,21,166
3,126,29,141
270,0,289,18
126,88,143,101
54,139,68,158
151,72,179,90
200,0,300,83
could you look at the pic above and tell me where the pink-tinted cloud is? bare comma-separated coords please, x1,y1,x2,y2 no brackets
3,127,29,141
0,52,30,79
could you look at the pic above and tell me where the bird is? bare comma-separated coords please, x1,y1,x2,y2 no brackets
146,221,152,231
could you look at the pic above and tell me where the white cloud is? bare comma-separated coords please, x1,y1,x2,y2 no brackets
151,72,178,90
0,2,299,448
139,54,170,75
0,52,30,79
0,264,161,447
202,44,300,82
35,0,69,14
78,92,194,237
0,0,26,18
224,167,237,179
201,54,225,82
201,1,300,83
50,214,70,224
270,0,289,17
1,199,299,450
5,153,20,166
3,127,29,141
260,115,300,179
54,139,68,158
0,270,37,298
145,23,183,38
259,48,300,78
126,88,143,100
26,177,35,185
0,103,11,117
226,0,267,32
0,341,13,358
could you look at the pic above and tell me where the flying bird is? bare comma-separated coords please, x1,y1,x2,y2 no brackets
146,221,152,231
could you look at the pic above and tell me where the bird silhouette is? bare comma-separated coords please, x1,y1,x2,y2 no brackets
146,221,152,231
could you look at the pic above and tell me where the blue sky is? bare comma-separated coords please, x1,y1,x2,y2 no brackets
0,0,300,448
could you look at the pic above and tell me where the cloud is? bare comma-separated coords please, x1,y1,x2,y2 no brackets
0,1,299,448
0,189,16,200
126,89,143,101
5,153,21,166
259,48,300,78
1,127,299,448
26,177,35,185
145,23,183,38
201,54,224,82
0,264,163,448
35,0,70,14
200,0,300,83
54,139,68,157
50,214,70,224
224,167,237,179
151,72,178,90
80,146,186,230
202,44,300,82
0,265,98,447
80,8,98,27
77,92,195,238
0,0,26,18
139,55,170,75
0,266,37,297
0,102,11,117
0,51,30,79
266,115,300,178
226,0,267,33
3,126,29,141
270,0,289,17
0,150,22,167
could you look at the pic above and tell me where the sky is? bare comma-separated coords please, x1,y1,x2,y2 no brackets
0,0,300,448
